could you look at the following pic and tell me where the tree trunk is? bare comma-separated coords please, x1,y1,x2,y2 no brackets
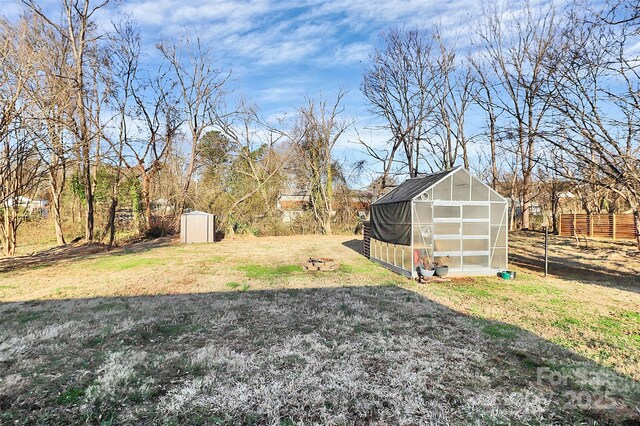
141,170,152,231
634,209,640,251
177,135,198,215
461,136,469,169
509,174,518,232
2,208,17,256
106,197,117,246
551,185,559,235
490,115,498,190
49,182,66,245
75,9,93,242
76,61,94,241
83,153,94,241
521,174,531,230
321,218,331,235
324,160,333,235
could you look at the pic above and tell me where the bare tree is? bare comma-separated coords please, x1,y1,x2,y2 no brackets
0,17,42,255
429,32,475,170
23,0,111,241
362,28,440,184
0,18,33,166
0,128,42,256
158,38,229,216
354,129,396,196
290,91,351,235
477,2,558,229
21,13,74,246
101,18,139,244
470,58,500,190
211,101,289,235
128,69,179,232
547,4,640,248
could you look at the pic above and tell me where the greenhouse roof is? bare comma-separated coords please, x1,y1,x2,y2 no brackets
372,168,457,205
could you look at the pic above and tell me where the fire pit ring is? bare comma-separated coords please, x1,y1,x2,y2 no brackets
302,257,340,272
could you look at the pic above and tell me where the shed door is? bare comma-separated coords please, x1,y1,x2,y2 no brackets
185,215,212,243
433,202,490,271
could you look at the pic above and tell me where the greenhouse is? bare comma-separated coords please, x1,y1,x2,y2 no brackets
368,167,508,277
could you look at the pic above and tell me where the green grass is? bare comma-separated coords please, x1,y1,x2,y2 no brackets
85,335,106,347
597,316,622,330
237,264,301,279
16,311,46,323
226,282,242,289
620,310,640,322
91,301,128,312
513,351,548,369
339,261,386,275
448,285,492,298
552,316,583,331
88,256,167,271
28,262,52,270
53,286,76,297
481,322,519,339
57,386,84,405
509,282,563,295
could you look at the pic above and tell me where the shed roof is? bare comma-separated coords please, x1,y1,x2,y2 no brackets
372,168,456,205
182,210,213,216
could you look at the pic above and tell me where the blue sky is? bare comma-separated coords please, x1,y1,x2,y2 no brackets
2,0,565,183
110,0,485,142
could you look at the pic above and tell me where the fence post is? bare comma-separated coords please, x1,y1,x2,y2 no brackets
544,225,549,277
589,214,594,237
612,214,617,240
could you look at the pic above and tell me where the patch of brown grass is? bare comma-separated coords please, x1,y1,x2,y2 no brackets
1,287,636,424
0,233,639,424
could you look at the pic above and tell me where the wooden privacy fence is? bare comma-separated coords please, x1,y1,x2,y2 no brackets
559,214,638,240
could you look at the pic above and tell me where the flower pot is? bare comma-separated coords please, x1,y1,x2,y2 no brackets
417,265,435,278
434,265,449,277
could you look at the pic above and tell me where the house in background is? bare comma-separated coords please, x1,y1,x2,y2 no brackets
276,192,310,223
152,198,175,216
276,190,373,223
5,196,48,218
352,196,371,220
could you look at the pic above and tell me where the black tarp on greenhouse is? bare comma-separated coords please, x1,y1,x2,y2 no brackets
369,170,452,246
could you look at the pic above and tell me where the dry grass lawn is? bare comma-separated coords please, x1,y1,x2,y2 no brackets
0,232,639,424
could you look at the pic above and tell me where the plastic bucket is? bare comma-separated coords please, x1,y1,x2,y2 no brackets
498,270,516,280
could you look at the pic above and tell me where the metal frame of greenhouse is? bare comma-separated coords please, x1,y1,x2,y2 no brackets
368,167,508,277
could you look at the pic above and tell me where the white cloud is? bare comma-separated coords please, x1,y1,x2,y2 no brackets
333,42,372,64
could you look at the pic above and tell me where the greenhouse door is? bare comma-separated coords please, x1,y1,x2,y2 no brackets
433,202,490,272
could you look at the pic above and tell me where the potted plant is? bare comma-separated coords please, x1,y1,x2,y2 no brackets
416,254,435,280
433,258,449,277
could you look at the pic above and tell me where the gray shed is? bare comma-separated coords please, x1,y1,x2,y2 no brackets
180,211,215,243
369,167,508,277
